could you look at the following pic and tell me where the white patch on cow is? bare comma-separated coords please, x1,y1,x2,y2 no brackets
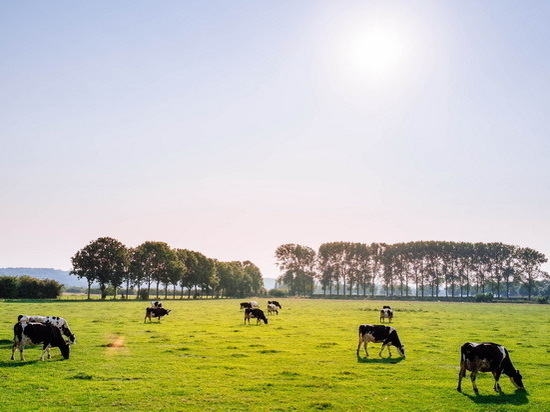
497,345,506,363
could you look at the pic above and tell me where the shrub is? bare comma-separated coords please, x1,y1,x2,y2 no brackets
474,293,494,302
268,289,288,298
536,296,548,304
0,276,19,298
139,289,149,300
0,276,63,299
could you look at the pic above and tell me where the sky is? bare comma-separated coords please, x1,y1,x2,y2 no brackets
1,1,549,278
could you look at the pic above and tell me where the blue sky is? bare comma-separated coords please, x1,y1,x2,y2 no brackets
1,1,548,277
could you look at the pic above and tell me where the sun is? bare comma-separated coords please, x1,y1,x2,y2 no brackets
346,25,406,78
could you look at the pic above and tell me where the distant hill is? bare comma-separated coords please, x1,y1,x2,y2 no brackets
263,278,277,290
0,268,87,287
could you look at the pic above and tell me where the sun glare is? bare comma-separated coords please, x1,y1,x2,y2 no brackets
349,27,405,77
326,7,427,90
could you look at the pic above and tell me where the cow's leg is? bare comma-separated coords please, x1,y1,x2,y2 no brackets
20,346,25,361
379,344,392,357
457,363,466,392
470,371,479,394
11,342,17,360
492,371,502,392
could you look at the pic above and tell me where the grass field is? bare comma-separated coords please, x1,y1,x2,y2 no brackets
0,299,548,411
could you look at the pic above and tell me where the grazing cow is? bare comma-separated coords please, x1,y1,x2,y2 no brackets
144,307,171,323
268,300,282,309
457,342,525,393
380,308,393,323
267,303,279,315
18,315,76,344
356,324,405,358
240,301,259,310
244,308,268,325
12,322,70,361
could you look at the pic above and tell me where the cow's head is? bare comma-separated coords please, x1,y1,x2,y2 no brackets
60,343,70,359
61,326,76,345
397,345,405,358
510,370,524,390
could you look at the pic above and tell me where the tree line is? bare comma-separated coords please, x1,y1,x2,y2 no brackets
0,276,64,299
275,241,548,299
71,237,264,299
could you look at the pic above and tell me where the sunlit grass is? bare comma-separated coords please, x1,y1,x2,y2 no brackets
0,299,548,411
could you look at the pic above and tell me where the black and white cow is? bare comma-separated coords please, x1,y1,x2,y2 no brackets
151,301,163,308
380,308,393,323
240,301,259,310
457,342,525,393
267,300,282,309
244,308,268,325
12,322,70,361
356,324,405,358
144,307,171,323
267,303,279,315
18,315,76,344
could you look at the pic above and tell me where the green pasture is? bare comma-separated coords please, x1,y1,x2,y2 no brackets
0,299,548,411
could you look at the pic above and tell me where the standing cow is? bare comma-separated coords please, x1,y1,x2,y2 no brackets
457,342,524,393
267,303,279,315
356,324,405,358
144,307,171,323
244,308,268,325
380,307,393,323
12,322,70,361
18,315,76,344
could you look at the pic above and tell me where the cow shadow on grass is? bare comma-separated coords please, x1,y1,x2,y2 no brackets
460,390,529,406
0,359,40,367
356,355,405,364
0,339,13,349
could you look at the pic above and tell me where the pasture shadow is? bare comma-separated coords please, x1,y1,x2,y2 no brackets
356,355,405,364
460,390,529,406
0,359,40,367
0,339,13,350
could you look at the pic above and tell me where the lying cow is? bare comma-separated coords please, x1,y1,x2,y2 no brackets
380,308,393,323
244,308,268,325
457,342,525,393
356,324,405,358
12,322,70,361
151,301,163,308
267,303,279,315
268,300,282,309
18,315,76,344
144,307,171,323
